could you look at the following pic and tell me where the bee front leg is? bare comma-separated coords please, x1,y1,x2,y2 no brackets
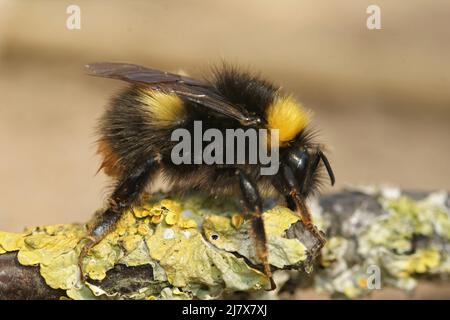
237,170,276,290
287,192,326,245
275,164,326,245
78,157,159,280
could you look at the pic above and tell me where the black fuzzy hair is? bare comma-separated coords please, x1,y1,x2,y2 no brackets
210,64,278,115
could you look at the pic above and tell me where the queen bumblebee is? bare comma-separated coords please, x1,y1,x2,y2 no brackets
82,62,335,289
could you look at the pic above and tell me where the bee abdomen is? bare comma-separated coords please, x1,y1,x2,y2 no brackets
97,85,188,177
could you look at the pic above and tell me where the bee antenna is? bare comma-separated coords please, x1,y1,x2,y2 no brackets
318,150,335,186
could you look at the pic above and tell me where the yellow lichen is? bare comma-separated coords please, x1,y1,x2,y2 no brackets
146,225,267,290
317,191,450,299
356,276,368,288
132,207,151,218
137,224,151,236
0,192,311,299
127,226,137,235
203,206,307,268
391,249,441,278
151,214,163,224
122,235,141,252
231,214,244,229
343,286,360,299
0,231,25,252
165,212,179,225
178,218,198,229
18,225,85,266
40,249,81,290
359,196,450,256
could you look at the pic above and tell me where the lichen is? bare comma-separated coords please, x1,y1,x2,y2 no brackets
203,207,307,268
0,192,311,300
313,188,450,299
0,231,25,253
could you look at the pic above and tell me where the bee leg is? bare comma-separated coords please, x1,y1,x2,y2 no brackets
275,164,326,245
78,157,158,280
288,192,326,245
237,170,276,291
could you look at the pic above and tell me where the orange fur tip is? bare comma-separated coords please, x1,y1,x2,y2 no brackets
97,140,121,177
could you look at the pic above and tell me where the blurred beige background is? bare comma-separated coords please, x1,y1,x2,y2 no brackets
0,0,449,234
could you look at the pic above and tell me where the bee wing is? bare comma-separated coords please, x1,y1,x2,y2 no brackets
86,62,206,86
86,62,256,125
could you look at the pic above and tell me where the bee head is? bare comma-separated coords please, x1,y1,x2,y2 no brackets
280,146,335,196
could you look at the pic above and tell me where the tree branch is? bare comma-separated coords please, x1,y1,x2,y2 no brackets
0,192,323,300
1,188,449,300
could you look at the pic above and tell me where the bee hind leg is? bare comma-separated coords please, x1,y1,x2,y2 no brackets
78,157,159,280
77,207,124,280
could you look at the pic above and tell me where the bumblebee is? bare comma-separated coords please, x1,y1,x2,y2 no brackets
82,62,335,290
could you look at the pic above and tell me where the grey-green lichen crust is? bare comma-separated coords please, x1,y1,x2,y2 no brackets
0,192,313,300
312,187,450,299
